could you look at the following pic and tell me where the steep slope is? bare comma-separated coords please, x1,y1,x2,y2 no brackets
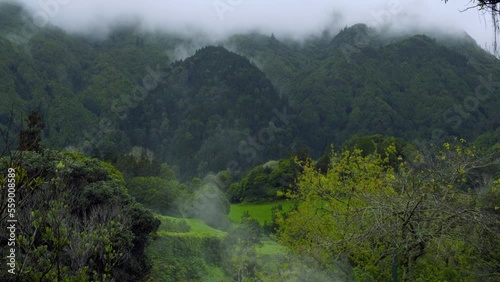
124,46,292,177
293,31,500,153
227,25,500,156
0,3,293,179
1,1,499,178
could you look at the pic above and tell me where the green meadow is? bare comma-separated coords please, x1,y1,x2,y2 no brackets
147,215,229,281
147,203,295,281
156,215,227,236
228,200,296,225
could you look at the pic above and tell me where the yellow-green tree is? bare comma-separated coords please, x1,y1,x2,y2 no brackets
277,141,500,281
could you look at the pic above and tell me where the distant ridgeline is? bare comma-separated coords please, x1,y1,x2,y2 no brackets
1,2,499,179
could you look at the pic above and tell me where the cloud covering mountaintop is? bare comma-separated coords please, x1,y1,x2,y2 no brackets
1,0,495,48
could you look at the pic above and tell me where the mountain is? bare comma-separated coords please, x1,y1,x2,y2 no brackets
0,3,292,179
227,25,500,155
122,46,292,177
1,2,499,179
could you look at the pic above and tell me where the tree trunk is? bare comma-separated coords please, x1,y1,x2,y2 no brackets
402,256,410,282
402,250,416,282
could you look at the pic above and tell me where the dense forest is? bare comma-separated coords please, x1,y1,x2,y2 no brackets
0,2,499,281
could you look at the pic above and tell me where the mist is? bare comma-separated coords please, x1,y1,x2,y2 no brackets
2,0,495,49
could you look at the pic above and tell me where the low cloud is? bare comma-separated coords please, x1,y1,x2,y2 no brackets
1,0,494,48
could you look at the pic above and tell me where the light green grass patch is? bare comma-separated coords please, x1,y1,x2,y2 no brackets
203,266,231,282
258,240,288,256
229,200,295,225
147,214,227,281
156,214,227,237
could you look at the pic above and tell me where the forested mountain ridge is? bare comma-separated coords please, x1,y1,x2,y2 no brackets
228,24,500,155
124,46,292,177
1,2,499,179
0,3,293,179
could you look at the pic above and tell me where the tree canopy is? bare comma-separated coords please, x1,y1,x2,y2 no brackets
0,150,160,281
277,141,500,281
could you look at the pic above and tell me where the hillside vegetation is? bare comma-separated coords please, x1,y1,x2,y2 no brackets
1,3,500,179
1,2,500,281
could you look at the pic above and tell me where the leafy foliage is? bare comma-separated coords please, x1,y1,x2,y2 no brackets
1,4,500,280
277,142,500,281
222,212,263,281
127,176,184,215
0,150,160,281
227,157,301,203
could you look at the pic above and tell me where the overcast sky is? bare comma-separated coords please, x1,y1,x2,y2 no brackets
3,0,496,50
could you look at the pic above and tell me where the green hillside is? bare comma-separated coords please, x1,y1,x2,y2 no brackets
1,3,500,177
228,25,500,155
1,2,500,281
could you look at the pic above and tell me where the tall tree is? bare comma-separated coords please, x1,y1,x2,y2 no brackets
277,141,500,281
18,110,45,153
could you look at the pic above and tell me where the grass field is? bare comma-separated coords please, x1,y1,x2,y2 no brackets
156,215,227,237
149,206,295,281
229,200,295,225
148,214,229,281
258,240,288,256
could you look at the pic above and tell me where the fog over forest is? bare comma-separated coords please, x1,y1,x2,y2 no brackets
3,0,495,49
